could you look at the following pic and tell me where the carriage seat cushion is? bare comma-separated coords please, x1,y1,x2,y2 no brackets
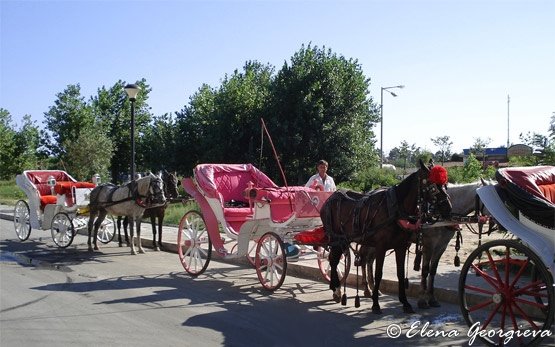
54,181,96,195
25,170,77,210
497,166,555,204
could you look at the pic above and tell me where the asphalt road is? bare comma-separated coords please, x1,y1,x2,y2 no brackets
0,218,496,347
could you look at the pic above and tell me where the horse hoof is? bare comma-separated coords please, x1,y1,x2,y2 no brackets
131,250,137,255
363,290,371,298
153,246,159,251
372,307,382,314
333,294,341,303
428,299,441,308
417,300,430,309
139,249,146,254
403,305,415,314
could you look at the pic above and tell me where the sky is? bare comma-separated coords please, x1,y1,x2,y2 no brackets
1,0,554,156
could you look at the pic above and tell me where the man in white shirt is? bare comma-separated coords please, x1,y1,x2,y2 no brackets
305,159,336,192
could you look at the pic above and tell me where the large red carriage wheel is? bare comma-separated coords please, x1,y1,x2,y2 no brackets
459,239,554,347
13,200,31,241
177,210,212,276
51,212,75,248
316,246,351,284
255,232,287,291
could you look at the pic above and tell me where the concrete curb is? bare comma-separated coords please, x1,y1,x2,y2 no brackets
0,206,460,307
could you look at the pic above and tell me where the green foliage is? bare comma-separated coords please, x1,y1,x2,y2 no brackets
267,44,378,184
508,155,537,167
91,79,153,182
339,166,399,192
0,180,26,205
43,84,94,158
0,109,16,178
63,123,113,181
462,153,483,182
446,154,496,183
431,135,452,165
0,110,42,178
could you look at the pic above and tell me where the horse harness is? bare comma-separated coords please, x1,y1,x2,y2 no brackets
91,179,159,209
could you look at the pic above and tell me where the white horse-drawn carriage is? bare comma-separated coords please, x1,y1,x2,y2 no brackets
13,170,115,248
459,166,554,346
177,163,344,290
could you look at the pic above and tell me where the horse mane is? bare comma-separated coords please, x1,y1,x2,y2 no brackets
394,169,421,215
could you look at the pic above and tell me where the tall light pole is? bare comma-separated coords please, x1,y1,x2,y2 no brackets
124,83,141,182
380,85,404,168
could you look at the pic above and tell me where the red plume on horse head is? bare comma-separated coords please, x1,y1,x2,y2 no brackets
429,165,448,185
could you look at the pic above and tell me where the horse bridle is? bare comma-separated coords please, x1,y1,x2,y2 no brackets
418,178,450,224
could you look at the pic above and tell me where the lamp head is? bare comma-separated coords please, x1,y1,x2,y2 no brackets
124,84,141,101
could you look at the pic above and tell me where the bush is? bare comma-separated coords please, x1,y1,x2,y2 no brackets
339,166,399,192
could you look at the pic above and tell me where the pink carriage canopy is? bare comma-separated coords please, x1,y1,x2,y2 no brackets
193,163,279,201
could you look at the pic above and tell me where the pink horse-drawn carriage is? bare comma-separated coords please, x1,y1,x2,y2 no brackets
177,164,346,290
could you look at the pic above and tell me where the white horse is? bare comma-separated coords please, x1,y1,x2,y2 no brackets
87,173,166,254
361,180,490,308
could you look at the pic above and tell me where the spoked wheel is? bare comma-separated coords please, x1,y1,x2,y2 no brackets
459,239,554,347
51,212,75,248
255,232,287,291
97,215,116,244
316,246,351,283
13,200,31,241
177,210,212,276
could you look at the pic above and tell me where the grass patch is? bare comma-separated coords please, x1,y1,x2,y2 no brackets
0,180,25,205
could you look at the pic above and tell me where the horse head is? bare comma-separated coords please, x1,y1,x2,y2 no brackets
137,173,166,207
162,170,179,199
417,159,452,223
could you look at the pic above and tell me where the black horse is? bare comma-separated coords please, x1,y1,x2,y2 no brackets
117,170,180,251
320,160,452,314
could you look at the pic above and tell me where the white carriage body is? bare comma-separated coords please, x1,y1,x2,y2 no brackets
183,164,332,259
15,170,96,230
476,166,555,281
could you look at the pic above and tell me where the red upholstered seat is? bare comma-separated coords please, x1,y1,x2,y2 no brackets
24,170,92,209
294,227,328,246
498,166,555,204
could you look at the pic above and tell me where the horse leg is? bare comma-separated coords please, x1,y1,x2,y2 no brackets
136,218,145,254
87,211,97,252
117,216,123,247
360,246,373,298
395,246,414,313
372,249,386,314
123,217,130,246
150,214,158,251
328,245,343,303
92,211,107,251
427,254,442,307
157,210,164,251
129,217,137,255
418,249,432,309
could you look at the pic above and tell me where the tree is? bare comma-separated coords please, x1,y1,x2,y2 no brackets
431,135,453,165
267,44,378,184
91,79,152,182
43,84,94,158
63,123,113,181
175,61,272,174
13,115,41,172
0,109,16,178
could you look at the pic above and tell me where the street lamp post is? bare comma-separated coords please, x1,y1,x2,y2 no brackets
124,83,141,182
380,85,405,168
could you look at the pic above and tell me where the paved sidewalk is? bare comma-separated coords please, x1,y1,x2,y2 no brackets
0,204,464,306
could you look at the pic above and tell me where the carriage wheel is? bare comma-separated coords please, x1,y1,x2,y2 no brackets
255,232,287,291
459,239,554,347
97,215,116,244
316,246,351,284
177,210,212,276
51,212,75,248
13,200,31,241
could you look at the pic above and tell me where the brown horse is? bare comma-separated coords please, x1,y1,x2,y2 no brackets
320,160,452,314
117,170,179,251
361,180,490,309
